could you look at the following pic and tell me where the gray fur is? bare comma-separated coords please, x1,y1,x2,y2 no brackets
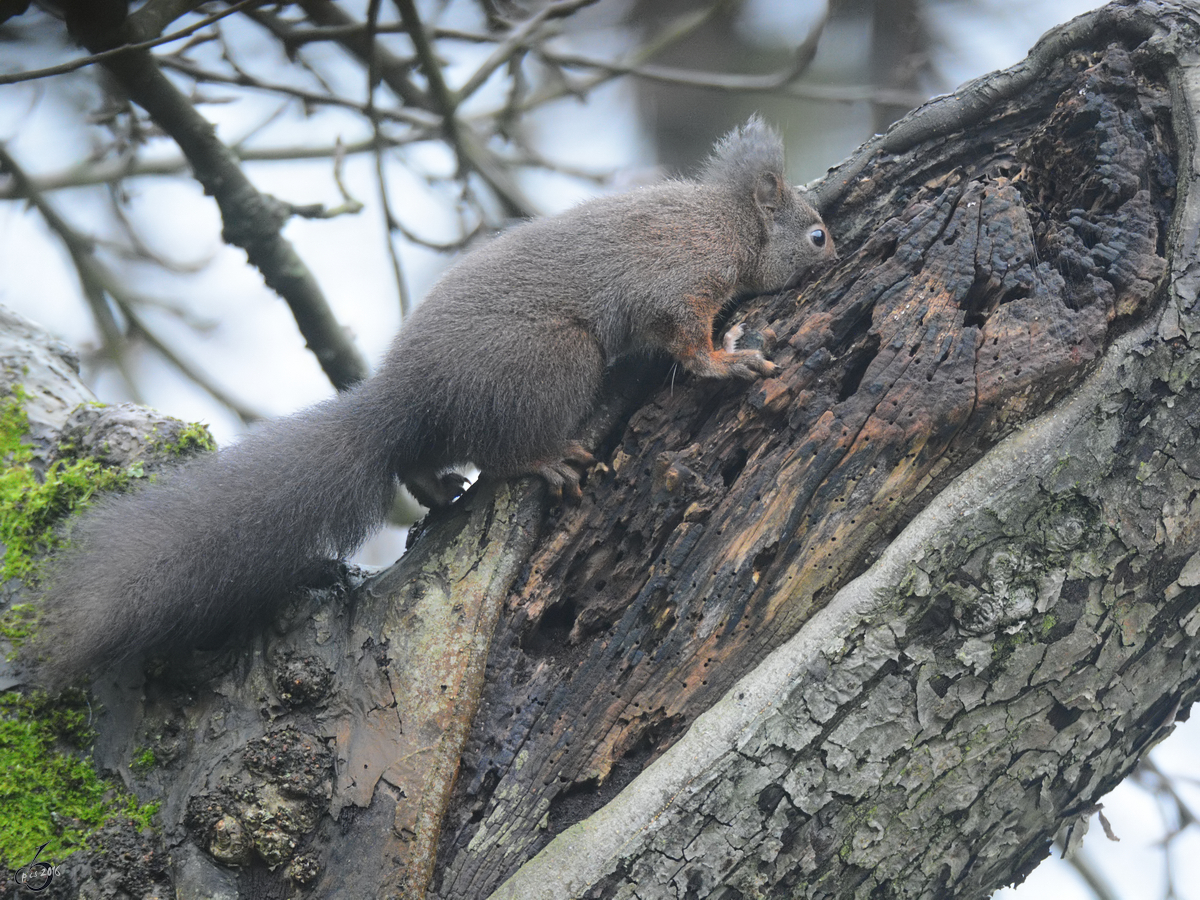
26,118,835,688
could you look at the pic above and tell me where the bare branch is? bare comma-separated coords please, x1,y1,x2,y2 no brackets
124,0,209,41
280,0,535,217
373,146,414,318
0,142,260,421
0,135,427,198
534,50,928,106
87,41,370,388
124,308,262,425
1061,847,1122,900
278,21,507,48
501,1,738,114
452,0,598,103
394,0,456,116
0,143,137,393
280,0,428,108
155,51,435,126
0,0,266,86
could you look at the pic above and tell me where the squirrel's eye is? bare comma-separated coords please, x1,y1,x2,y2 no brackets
809,228,826,248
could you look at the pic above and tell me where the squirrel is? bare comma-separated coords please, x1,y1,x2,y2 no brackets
24,116,836,689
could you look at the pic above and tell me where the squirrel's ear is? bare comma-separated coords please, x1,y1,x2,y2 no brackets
702,115,786,196
755,170,785,213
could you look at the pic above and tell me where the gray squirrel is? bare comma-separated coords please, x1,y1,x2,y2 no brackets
25,116,836,688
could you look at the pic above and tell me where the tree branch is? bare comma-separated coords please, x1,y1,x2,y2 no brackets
282,0,428,108
0,143,262,421
156,55,436,128
0,0,264,86
451,0,598,103
0,136,422,198
0,143,137,394
87,37,370,389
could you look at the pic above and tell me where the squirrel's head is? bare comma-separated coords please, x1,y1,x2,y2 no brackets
704,116,838,291
752,176,837,291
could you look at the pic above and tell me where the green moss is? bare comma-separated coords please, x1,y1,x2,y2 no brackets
988,630,1028,669
0,392,211,869
130,747,157,775
153,421,216,456
0,691,159,867
0,394,142,584
0,603,36,649
1039,613,1058,636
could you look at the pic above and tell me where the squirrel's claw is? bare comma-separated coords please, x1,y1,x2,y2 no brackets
405,469,469,509
530,442,600,505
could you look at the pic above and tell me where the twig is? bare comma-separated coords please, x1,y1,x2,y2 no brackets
271,22,503,48
0,143,139,398
87,40,370,389
452,0,598,104
286,0,534,217
0,0,266,86
251,0,537,220
0,142,260,421
385,202,483,253
284,0,428,108
394,0,456,116
104,184,209,274
508,0,732,114
1060,847,1122,900
533,50,928,105
373,144,414,317
156,51,433,126
0,135,436,198
124,307,262,425
362,0,413,318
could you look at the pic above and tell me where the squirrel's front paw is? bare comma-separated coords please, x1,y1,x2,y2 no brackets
726,352,777,379
722,323,746,354
719,324,777,378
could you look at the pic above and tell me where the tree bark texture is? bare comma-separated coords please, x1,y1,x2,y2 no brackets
441,3,1197,896
7,2,1200,899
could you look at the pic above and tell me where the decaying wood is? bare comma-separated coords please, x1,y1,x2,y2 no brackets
7,2,1200,898
434,9,1180,897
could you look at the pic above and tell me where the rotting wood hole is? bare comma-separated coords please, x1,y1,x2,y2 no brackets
876,236,898,264
522,596,578,656
910,593,954,641
720,446,750,487
757,782,790,815
959,270,1033,328
837,333,881,401
752,542,779,584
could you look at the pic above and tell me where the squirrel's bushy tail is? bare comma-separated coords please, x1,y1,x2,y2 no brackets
27,380,405,689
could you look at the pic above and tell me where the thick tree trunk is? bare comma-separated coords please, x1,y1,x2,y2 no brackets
440,4,1194,898
7,2,1200,898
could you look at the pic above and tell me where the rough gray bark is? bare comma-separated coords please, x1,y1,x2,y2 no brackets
485,4,1200,896
5,2,1200,899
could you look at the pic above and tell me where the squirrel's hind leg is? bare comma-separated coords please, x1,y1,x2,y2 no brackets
404,469,469,509
493,441,597,504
